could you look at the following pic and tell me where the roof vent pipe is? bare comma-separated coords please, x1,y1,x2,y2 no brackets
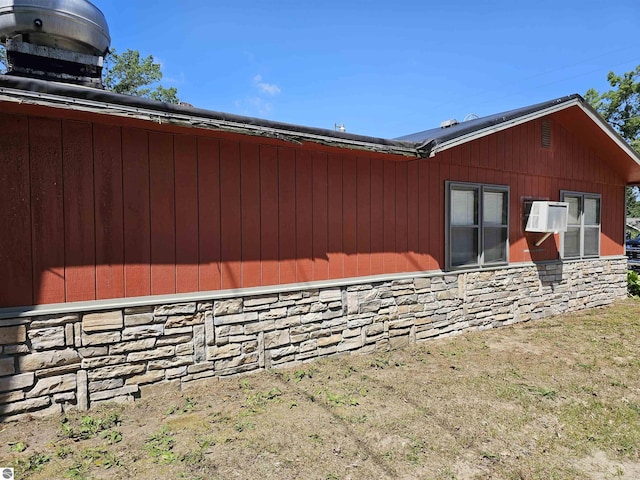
0,0,111,87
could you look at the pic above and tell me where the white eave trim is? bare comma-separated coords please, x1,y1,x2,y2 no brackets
430,99,640,166
429,99,583,156
0,86,420,157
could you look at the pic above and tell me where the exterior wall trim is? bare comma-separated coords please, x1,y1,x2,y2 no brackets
0,257,627,421
1,255,627,320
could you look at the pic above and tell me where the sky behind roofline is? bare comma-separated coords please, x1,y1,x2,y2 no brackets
94,0,639,140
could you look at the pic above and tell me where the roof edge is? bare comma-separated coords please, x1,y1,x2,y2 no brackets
0,75,421,158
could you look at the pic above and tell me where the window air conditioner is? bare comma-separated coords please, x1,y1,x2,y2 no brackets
525,201,569,233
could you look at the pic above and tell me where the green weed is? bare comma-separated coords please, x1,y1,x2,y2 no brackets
145,426,176,464
60,411,121,440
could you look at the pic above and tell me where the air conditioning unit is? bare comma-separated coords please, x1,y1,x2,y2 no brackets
525,201,569,233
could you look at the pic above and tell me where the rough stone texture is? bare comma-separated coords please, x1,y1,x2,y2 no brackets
18,349,80,371
0,257,626,420
0,326,27,346
27,374,76,398
0,357,15,376
29,326,65,350
82,311,123,332
0,372,35,393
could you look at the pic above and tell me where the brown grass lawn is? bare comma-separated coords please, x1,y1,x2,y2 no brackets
2,298,640,479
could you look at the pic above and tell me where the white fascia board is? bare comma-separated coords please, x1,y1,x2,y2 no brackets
0,87,419,157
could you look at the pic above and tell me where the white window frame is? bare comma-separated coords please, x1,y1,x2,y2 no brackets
446,181,510,270
560,190,601,259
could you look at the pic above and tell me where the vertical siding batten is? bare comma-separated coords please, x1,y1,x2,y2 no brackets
122,128,151,298
63,120,97,302
30,117,65,304
0,113,33,307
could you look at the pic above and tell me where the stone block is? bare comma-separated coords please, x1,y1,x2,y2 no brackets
82,331,121,346
27,373,76,398
109,338,156,354
213,298,243,316
360,300,381,313
89,378,124,393
0,390,25,405
2,345,29,354
87,364,145,381
264,330,290,349
77,370,88,410
337,337,363,352
288,304,310,315
0,356,15,376
244,295,278,308
242,319,274,335
18,349,80,371
124,313,155,327
319,288,342,303
268,345,298,359
193,325,206,363
65,323,74,346
0,372,35,392
29,326,66,350
165,366,188,380
154,303,196,316
214,312,258,326
81,355,126,369
323,308,343,320
29,314,78,328
275,316,301,329
175,343,194,356
35,362,81,378
125,370,165,385
258,307,287,320
0,396,50,415
215,353,259,372
127,346,175,362
165,313,204,328
186,362,213,374
82,311,123,332
156,334,193,347
316,334,342,347
90,385,139,402
147,357,192,370
205,311,215,346
207,343,242,360
122,324,164,340
53,392,76,403
124,305,154,315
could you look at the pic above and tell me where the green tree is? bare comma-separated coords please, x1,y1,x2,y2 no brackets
103,48,179,103
586,65,640,217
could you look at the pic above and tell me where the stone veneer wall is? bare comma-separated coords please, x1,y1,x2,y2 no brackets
0,258,627,421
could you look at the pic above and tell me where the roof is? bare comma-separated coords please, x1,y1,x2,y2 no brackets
1,75,640,182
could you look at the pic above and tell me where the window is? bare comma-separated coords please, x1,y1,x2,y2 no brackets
560,191,601,258
446,182,509,269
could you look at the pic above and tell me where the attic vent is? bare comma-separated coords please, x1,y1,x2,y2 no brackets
440,118,459,129
541,119,551,148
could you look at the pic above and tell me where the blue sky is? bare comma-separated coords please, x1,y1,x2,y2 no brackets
94,0,639,139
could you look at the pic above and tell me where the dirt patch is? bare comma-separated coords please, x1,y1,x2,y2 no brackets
1,298,640,479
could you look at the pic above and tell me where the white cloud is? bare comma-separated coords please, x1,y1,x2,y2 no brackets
235,96,273,117
253,74,281,96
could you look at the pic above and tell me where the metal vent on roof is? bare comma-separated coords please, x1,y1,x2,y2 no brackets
440,118,459,129
0,0,111,87
541,119,551,148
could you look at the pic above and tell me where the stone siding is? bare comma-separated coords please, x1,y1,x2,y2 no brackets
0,258,627,421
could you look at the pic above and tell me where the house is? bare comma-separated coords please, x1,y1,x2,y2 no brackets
1,8,640,421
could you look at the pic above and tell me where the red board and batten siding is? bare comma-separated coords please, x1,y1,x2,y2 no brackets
0,109,626,308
